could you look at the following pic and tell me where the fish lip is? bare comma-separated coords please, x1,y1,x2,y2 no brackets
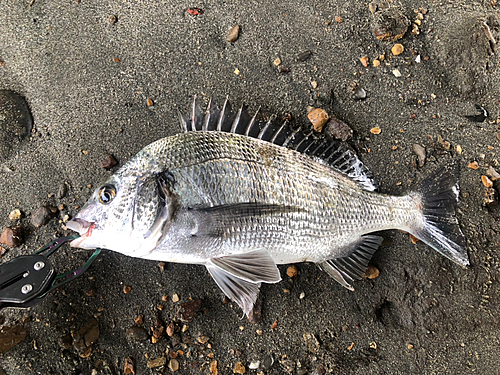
66,218,95,247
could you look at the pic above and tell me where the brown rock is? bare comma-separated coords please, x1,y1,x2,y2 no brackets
359,56,369,67
124,357,135,374
227,25,240,43
169,358,179,372
210,360,218,375
175,299,201,322
146,98,154,107
370,127,381,135
0,325,26,354
307,108,329,132
147,356,166,369
123,285,131,294
363,264,380,279
468,161,479,170
484,187,498,206
233,362,246,374
99,154,118,169
482,175,493,188
0,226,22,247
391,43,404,56
286,265,298,278
58,333,73,350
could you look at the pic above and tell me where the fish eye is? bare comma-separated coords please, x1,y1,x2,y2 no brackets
97,184,116,204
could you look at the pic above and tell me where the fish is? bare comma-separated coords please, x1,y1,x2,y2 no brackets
66,96,469,317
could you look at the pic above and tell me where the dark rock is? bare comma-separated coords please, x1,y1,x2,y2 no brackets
108,15,117,24
297,50,312,62
56,183,68,199
0,226,22,247
126,326,149,341
0,90,33,161
59,333,73,350
30,205,55,227
324,116,353,142
0,325,27,354
170,334,181,346
78,319,99,347
175,299,201,322
99,154,118,169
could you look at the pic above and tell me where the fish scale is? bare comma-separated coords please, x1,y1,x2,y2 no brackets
66,97,468,317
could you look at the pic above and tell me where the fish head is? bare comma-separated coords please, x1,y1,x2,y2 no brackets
66,165,174,256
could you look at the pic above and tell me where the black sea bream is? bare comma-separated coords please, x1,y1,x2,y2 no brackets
66,97,469,316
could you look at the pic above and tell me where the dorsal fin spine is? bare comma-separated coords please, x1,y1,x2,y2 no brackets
217,97,229,132
269,121,287,143
245,107,260,136
230,106,244,133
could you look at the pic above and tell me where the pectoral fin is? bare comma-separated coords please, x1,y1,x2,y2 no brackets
318,235,383,290
206,249,281,316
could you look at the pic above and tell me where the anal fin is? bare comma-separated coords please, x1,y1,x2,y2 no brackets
318,235,383,290
206,249,281,316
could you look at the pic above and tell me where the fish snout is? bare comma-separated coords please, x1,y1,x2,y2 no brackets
66,218,95,248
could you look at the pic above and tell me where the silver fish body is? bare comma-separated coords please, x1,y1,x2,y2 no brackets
67,98,468,316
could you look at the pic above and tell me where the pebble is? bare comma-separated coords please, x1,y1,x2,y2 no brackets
166,321,175,337
147,98,154,106
147,356,166,369
392,68,401,77
233,362,246,374
57,183,68,199
31,205,55,227
273,58,281,66
371,2,409,41
487,166,500,181
370,127,381,135
126,326,149,341
335,16,343,23
413,144,426,167
210,360,218,375
369,341,377,349
172,293,180,302
168,358,179,372
391,43,404,56
456,145,462,154
249,360,260,370
7,209,21,222
262,355,274,369
0,325,27,354
310,81,318,89
286,265,298,278
158,262,166,272
307,108,329,132
352,87,366,100
468,161,479,170
482,175,493,188
372,59,380,67
359,56,369,67
227,25,240,43
124,358,135,375
297,51,312,62
0,226,22,247
325,115,353,141
175,299,201,322
363,264,380,279
303,333,320,353
123,285,132,294
99,154,118,169
58,333,73,350
78,319,99,347
108,15,117,24
484,187,498,206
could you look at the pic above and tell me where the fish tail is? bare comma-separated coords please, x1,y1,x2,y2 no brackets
409,164,469,266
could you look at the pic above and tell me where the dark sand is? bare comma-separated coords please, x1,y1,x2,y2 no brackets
1,1,499,374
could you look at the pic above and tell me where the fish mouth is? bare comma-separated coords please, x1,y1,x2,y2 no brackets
66,218,95,247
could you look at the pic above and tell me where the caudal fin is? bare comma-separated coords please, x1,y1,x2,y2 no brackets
409,164,469,266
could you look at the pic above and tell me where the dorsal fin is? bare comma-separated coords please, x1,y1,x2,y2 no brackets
179,96,377,191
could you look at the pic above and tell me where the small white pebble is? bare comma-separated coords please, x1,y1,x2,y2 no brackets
299,292,305,299
392,69,401,77
415,55,421,63
249,361,260,370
